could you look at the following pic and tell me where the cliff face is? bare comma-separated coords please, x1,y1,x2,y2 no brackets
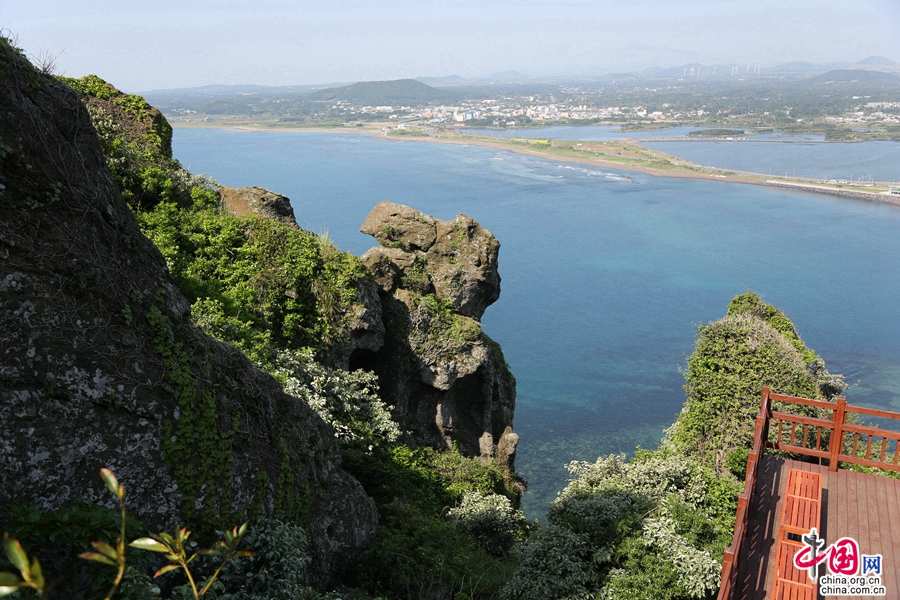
359,202,518,466
0,40,376,576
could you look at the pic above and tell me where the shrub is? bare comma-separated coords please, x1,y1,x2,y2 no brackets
340,444,519,599
502,451,732,600
0,501,154,600
215,519,311,599
275,349,399,446
447,493,526,557
671,313,820,471
501,526,592,600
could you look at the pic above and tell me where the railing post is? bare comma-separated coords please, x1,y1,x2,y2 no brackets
829,396,847,472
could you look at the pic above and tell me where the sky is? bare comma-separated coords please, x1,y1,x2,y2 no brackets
4,0,900,93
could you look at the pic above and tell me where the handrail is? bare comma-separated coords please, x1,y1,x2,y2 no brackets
768,394,900,473
716,387,771,600
717,387,900,599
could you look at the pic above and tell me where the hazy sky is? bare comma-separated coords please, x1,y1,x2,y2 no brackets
5,0,900,92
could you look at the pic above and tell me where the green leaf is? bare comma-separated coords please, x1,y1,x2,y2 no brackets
100,468,120,495
79,552,117,566
3,536,28,574
129,538,170,553
154,564,180,578
91,541,119,561
0,573,19,586
28,557,43,589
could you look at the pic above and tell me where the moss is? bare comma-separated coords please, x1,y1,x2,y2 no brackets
144,292,237,532
57,74,118,100
408,294,482,364
399,253,430,294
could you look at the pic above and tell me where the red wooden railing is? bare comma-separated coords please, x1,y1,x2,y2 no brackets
716,386,900,600
716,388,771,600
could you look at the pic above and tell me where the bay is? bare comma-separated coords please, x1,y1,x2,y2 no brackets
464,125,900,181
173,129,900,515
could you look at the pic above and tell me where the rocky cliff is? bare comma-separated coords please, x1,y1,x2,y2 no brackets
359,202,518,466
0,39,376,577
219,185,299,228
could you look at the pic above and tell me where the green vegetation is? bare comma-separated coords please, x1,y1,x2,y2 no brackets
0,470,248,600
15,55,877,600
58,75,175,210
0,501,155,600
407,295,481,365
340,443,521,599
38,69,525,600
384,128,427,137
671,292,845,472
502,450,736,600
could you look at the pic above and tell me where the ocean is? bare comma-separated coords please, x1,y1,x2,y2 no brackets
173,129,900,515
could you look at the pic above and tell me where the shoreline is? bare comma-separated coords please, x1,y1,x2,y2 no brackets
376,131,900,207
170,123,900,207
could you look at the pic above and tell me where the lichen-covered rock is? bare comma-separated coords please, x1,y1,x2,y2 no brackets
0,41,375,577
360,201,501,319
428,214,501,320
359,202,516,466
332,277,386,371
360,201,437,252
219,185,299,228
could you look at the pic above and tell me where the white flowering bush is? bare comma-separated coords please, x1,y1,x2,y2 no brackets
502,451,733,600
274,348,401,445
447,491,527,556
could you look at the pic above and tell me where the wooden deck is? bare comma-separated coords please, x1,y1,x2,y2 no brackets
735,455,900,599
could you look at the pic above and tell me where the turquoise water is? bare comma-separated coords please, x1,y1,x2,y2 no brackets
463,125,900,181
643,140,900,182
173,130,900,515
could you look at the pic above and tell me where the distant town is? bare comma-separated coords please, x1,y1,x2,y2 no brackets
146,59,900,141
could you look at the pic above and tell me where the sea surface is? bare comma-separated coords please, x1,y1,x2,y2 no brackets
174,129,900,516
466,125,900,182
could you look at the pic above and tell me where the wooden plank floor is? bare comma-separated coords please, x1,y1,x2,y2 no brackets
735,456,900,599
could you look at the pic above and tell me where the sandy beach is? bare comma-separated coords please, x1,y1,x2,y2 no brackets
170,122,900,207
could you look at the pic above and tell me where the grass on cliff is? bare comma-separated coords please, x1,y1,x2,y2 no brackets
60,75,371,367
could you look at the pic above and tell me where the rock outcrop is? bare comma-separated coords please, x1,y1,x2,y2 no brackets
0,41,375,576
359,202,517,466
220,185,299,228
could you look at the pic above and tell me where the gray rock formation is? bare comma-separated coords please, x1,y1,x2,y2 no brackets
360,201,501,319
359,202,517,467
220,185,299,228
0,42,375,577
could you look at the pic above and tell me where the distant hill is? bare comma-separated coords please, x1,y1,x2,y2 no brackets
415,75,465,84
810,69,900,83
845,56,900,75
484,71,530,82
856,56,897,66
306,79,458,105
